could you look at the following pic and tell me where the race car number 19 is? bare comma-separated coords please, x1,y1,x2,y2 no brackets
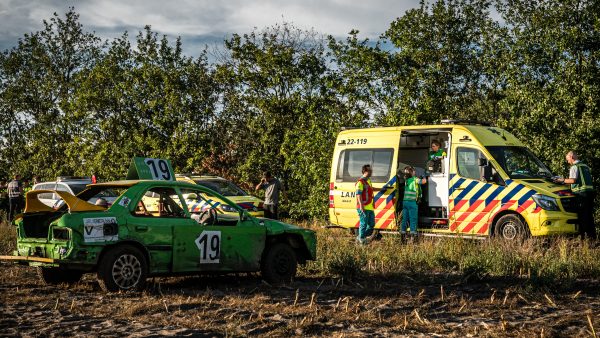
145,158,171,180
195,231,221,264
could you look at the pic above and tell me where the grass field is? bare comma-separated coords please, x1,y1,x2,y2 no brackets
1,222,599,336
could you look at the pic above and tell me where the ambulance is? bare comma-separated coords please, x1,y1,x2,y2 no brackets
328,120,579,239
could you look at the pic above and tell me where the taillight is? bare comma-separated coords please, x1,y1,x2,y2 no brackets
329,182,335,208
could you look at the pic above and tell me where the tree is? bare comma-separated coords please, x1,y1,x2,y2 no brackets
211,23,366,217
0,8,104,179
72,27,217,179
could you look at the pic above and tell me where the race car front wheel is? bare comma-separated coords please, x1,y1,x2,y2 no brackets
97,245,148,292
37,267,82,285
261,243,297,284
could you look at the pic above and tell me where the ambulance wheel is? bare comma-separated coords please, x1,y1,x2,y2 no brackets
494,214,529,241
97,245,147,292
261,243,297,284
37,267,82,285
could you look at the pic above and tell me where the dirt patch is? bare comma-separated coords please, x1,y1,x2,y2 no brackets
1,263,598,337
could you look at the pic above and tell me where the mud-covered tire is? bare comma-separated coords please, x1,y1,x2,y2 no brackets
494,214,529,241
261,243,297,284
37,267,82,285
97,245,147,292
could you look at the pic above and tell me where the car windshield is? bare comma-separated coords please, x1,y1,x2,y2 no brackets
194,180,247,197
486,146,553,179
76,186,126,203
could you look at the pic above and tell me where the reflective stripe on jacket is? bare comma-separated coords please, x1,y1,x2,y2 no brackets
7,180,22,198
403,177,421,201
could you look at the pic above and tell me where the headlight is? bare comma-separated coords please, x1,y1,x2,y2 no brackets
220,205,237,212
532,194,559,211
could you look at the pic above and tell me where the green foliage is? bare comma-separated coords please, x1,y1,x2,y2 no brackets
1,2,600,220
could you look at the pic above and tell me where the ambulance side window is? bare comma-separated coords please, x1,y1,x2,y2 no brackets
457,147,484,180
336,148,394,183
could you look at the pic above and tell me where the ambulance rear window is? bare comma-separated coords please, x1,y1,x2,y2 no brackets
336,149,394,183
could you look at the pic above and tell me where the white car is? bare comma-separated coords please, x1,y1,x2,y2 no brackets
32,177,117,208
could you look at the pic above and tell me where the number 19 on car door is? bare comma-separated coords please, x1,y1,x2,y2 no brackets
195,231,221,264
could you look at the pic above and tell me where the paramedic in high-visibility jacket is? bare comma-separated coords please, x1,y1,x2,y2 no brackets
401,166,427,238
356,164,375,244
428,140,447,161
554,151,596,240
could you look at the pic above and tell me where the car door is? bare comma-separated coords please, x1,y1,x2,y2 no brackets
450,147,503,235
127,186,194,274
172,187,266,273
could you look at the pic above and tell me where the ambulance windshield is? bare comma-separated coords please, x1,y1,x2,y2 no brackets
486,146,553,179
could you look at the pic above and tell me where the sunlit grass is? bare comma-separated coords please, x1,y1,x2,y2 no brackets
299,221,600,287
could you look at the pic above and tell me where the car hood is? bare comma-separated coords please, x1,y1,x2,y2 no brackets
257,218,317,260
226,195,264,209
518,179,575,198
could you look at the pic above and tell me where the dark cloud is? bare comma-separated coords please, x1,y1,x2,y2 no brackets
0,0,420,55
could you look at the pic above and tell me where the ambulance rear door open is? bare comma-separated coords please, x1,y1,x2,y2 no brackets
397,129,451,231
330,131,400,230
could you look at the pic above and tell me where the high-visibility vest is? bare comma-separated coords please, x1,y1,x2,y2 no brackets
571,162,594,193
428,149,447,161
356,177,374,210
404,176,421,201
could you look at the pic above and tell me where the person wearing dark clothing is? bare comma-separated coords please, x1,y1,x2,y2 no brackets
7,175,24,221
554,151,596,240
255,171,283,220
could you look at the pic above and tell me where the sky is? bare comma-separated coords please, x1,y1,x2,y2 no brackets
0,0,421,56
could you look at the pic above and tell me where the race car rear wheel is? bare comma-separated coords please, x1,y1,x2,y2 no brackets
261,243,297,284
37,267,82,285
97,245,147,292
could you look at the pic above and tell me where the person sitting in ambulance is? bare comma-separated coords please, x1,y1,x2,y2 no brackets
427,140,447,174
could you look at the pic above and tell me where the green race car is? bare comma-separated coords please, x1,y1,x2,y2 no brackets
3,178,316,292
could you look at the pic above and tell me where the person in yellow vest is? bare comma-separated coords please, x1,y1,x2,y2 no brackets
401,166,427,239
554,151,596,239
356,164,375,245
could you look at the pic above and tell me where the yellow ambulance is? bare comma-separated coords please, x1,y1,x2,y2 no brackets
328,120,579,239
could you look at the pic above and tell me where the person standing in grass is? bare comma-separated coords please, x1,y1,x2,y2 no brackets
7,174,24,221
255,171,283,220
401,166,426,239
554,151,596,240
356,164,375,245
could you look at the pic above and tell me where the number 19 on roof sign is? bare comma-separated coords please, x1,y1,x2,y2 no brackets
126,157,175,181
144,158,172,180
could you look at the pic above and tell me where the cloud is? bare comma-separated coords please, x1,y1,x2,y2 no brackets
0,0,420,55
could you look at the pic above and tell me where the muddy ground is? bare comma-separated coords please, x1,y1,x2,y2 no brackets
1,263,598,337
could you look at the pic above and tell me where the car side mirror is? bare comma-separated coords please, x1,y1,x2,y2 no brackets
481,164,494,182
